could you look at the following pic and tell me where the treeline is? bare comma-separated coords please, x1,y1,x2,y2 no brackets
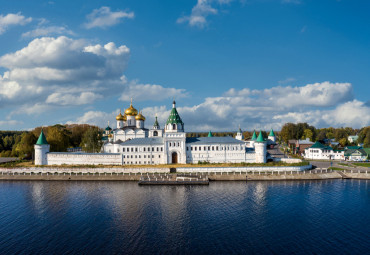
280,123,370,147
0,124,102,158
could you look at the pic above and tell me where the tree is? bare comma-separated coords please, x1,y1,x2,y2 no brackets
46,125,71,152
80,127,103,153
14,132,37,158
317,129,327,141
280,123,296,143
339,138,348,147
301,129,314,141
358,126,370,147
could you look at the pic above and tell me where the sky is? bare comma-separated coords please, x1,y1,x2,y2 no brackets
0,0,369,132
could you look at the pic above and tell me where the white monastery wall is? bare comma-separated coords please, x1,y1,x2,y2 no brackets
47,153,123,165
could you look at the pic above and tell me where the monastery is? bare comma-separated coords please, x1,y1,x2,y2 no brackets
34,100,275,165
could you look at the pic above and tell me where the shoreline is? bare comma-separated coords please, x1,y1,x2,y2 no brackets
0,171,369,181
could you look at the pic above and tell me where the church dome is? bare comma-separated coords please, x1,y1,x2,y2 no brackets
116,110,125,121
125,100,138,116
135,111,145,121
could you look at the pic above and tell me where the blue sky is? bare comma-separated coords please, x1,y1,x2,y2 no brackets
0,0,369,131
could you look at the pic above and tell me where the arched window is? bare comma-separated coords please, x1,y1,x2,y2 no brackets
173,124,176,130
153,131,158,136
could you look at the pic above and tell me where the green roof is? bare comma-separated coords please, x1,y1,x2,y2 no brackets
208,131,213,137
36,129,48,145
251,130,257,140
346,146,362,150
363,148,370,156
310,141,333,150
105,126,112,131
166,107,184,125
269,128,275,137
153,116,160,128
256,131,265,142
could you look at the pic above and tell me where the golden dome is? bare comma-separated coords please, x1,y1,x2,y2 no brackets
124,99,138,116
116,110,125,121
135,111,146,121
122,113,127,121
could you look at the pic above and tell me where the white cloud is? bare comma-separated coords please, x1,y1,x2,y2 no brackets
22,26,74,38
84,6,134,29
69,81,369,131
67,110,115,126
0,12,32,34
0,120,24,126
0,36,130,108
177,0,232,28
119,80,188,102
46,92,103,105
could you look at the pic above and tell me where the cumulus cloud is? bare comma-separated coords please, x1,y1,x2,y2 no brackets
0,36,130,108
68,81,369,131
119,80,188,102
84,6,134,29
66,110,116,126
22,26,74,38
0,12,32,34
177,0,233,28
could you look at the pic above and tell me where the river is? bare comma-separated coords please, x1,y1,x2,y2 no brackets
0,179,369,254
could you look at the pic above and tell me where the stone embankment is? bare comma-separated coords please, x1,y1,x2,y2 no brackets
0,166,369,181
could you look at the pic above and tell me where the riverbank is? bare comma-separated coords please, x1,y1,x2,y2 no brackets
1,170,369,181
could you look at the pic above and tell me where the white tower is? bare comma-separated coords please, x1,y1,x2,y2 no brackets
165,100,184,132
268,128,276,144
163,100,186,164
34,129,50,165
149,115,163,137
254,131,267,163
236,125,244,141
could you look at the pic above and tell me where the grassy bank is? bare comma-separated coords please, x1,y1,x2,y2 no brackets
352,162,370,167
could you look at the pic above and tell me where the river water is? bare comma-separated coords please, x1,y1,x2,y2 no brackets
0,179,369,254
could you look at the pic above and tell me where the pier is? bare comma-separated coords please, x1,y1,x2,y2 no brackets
138,173,209,185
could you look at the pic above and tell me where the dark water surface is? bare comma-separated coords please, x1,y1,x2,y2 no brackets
0,179,369,255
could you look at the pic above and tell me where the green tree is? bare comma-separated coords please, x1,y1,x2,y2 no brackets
301,129,314,141
317,129,327,141
46,125,71,152
339,137,348,147
14,132,37,158
280,123,297,143
80,127,103,153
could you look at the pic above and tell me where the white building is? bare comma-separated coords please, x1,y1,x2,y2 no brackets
304,141,344,160
34,100,267,165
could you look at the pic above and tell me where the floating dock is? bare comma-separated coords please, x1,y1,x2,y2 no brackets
138,173,209,185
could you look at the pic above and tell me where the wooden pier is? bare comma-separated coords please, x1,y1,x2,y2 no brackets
138,173,209,185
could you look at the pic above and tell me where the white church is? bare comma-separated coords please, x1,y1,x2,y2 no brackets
34,100,273,166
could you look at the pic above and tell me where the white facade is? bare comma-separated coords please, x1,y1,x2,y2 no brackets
47,153,123,165
34,144,50,165
35,100,267,166
304,146,344,160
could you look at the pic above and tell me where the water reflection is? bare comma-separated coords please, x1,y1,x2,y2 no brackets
0,180,369,254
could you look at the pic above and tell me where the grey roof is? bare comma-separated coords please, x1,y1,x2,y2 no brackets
186,137,245,145
121,137,164,146
298,138,314,145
